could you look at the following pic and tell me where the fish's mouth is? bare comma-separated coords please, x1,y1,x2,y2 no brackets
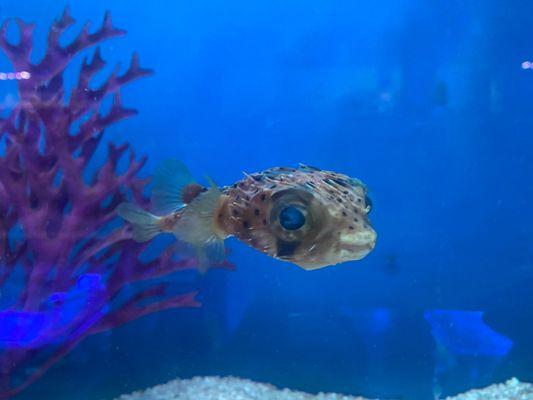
337,229,377,261
283,227,377,270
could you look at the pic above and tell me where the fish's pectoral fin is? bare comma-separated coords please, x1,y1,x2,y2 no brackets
172,184,225,272
116,203,162,242
195,237,226,274
151,159,196,214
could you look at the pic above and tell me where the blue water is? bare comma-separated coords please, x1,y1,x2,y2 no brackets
0,1,532,399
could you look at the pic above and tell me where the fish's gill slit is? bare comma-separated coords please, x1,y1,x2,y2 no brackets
276,239,300,258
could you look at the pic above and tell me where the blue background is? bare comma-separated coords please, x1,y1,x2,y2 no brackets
1,1,532,399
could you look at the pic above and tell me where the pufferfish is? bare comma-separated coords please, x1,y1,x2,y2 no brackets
117,160,377,271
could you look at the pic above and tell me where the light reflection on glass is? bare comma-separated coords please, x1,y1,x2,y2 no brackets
0,71,31,80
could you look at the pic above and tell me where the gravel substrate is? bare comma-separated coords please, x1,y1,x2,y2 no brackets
445,378,532,400
114,376,368,400
114,376,532,400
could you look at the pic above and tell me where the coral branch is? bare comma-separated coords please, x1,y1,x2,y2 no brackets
0,9,223,398
92,291,201,334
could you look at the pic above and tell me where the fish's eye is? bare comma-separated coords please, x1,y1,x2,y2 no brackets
279,205,306,230
365,195,373,214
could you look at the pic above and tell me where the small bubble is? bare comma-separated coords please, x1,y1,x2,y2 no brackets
521,61,531,70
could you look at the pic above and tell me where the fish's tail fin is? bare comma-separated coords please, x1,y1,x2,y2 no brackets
116,203,162,242
173,178,226,273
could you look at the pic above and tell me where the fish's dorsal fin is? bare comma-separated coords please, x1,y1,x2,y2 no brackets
151,159,196,214
173,179,225,273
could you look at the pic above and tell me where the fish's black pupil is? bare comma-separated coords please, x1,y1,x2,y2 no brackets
279,206,305,230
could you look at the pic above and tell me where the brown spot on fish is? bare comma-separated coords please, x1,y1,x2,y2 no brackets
182,183,204,204
332,178,349,188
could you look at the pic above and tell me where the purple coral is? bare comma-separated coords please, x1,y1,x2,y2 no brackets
0,9,227,398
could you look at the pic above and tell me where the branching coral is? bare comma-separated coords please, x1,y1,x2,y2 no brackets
0,8,226,397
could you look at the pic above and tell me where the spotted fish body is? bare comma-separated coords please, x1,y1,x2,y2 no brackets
216,165,376,269
117,161,377,271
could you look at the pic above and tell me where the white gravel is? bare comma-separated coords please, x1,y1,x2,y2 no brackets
114,376,532,400
114,376,368,400
445,378,532,400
